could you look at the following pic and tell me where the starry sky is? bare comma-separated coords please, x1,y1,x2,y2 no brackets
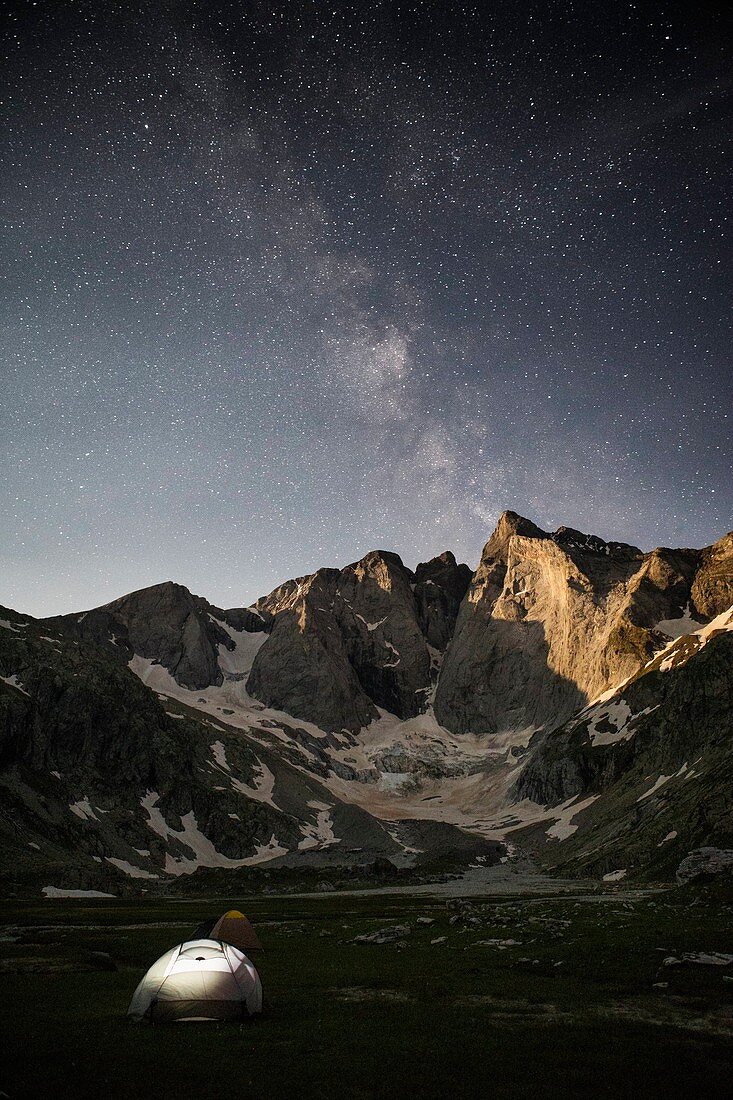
2,1,731,617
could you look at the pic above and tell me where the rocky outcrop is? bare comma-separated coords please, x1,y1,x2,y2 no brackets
434,511,717,739
38,519,731,747
507,619,733,881
246,570,379,732
0,608,302,890
248,549,470,731
47,582,265,692
413,551,472,650
515,624,733,807
41,551,472,735
676,848,733,885
691,533,733,618
1,510,731,890
336,550,432,719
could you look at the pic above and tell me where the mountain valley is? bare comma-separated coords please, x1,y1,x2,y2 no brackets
1,512,731,897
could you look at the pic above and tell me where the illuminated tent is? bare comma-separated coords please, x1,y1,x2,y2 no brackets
127,938,262,1022
192,909,263,953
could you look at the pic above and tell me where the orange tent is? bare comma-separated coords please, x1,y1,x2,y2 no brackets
194,909,263,952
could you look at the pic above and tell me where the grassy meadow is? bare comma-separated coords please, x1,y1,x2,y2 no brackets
1,884,732,1099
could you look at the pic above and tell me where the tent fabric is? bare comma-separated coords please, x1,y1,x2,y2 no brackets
128,938,263,1022
210,910,263,952
192,909,263,952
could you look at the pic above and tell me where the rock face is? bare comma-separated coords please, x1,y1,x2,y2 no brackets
434,511,711,738
42,552,470,736
515,614,733,808
0,607,304,890
47,582,264,691
246,569,379,732
248,549,470,731
691,533,733,618
511,611,733,880
39,517,730,743
413,552,472,650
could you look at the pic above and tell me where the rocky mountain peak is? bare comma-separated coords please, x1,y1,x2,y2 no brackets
435,513,733,740
2,511,731,894
415,549,460,580
32,514,733,750
46,580,262,692
551,526,643,562
412,551,472,651
484,510,546,556
244,545,474,730
350,549,410,594
415,549,458,574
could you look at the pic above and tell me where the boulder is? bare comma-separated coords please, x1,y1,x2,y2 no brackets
676,847,733,885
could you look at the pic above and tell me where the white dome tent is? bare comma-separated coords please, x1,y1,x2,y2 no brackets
128,938,263,1023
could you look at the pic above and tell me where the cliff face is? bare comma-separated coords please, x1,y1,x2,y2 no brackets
248,549,470,731
413,551,474,650
247,568,380,732
42,551,471,735
692,532,733,618
41,517,731,745
434,513,709,739
511,612,733,880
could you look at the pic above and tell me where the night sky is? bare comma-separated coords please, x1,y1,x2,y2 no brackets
2,1,731,617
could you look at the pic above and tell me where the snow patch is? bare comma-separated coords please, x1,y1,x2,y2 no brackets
383,823,423,854
582,697,660,747
140,790,286,874
69,798,99,822
586,699,631,745
658,605,733,672
229,757,277,807
355,614,387,632
0,673,29,695
298,801,340,850
211,740,230,772
0,619,27,632
655,603,705,638
546,795,599,841
208,739,277,808
105,857,159,880
637,774,672,802
658,831,678,846
603,869,627,882
43,886,115,899
212,619,268,679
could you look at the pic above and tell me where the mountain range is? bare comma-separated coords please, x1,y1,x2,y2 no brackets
1,511,731,896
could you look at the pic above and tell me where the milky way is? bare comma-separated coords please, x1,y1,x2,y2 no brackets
2,2,731,616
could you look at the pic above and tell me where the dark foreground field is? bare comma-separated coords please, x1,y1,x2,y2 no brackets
1,884,732,1099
